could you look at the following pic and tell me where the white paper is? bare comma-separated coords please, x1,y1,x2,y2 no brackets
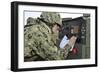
59,35,69,49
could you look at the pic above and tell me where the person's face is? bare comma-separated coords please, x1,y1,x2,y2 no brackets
52,24,60,34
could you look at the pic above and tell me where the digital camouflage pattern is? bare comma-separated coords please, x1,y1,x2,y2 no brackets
24,12,72,61
40,12,62,26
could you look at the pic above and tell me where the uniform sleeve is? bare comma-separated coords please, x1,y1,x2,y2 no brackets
30,33,72,60
24,24,72,61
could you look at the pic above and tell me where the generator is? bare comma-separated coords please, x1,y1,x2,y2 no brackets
59,14,90,59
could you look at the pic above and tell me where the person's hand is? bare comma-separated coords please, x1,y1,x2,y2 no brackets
68,36,77,47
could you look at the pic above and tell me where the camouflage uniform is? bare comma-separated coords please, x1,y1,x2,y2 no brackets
24,12,72,61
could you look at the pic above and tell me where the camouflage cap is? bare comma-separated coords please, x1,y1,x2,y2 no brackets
40,12,62,26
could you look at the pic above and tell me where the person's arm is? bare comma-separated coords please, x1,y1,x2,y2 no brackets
68,36,77,47
63,36,77,58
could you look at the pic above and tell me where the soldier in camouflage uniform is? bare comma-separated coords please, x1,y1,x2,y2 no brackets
24,12,77,61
